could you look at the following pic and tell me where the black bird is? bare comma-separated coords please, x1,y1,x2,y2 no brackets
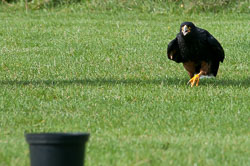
167,22,225,87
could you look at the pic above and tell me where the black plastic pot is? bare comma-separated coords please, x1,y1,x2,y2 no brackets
25,133,90,166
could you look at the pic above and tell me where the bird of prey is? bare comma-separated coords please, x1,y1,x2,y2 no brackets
167,22,225,87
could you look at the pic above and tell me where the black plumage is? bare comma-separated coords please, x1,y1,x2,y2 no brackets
167,22,225,86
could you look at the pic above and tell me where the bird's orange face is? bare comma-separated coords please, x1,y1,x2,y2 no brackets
182,25,191,36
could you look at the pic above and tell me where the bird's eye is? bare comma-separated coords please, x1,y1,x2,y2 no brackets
188,26,191,30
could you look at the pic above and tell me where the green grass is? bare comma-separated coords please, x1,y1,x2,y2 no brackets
0,6,249,166
2,0,249,13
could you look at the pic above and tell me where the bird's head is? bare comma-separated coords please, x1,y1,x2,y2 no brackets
180,22,195,37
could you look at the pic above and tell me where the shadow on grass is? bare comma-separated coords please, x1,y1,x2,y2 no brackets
0,77,183,86
0,77,249,87
201,77,250,87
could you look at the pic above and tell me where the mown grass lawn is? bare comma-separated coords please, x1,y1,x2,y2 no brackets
0,8,249,166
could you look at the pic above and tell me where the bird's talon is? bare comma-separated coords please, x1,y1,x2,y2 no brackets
188,74,200,87
196,78,200,86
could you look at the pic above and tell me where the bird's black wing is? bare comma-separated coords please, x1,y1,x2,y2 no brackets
205,31,225,62
167,37,183,63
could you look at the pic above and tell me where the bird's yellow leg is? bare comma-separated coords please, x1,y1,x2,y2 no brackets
195,76,200,86
187,61,209,87
188,74,200,87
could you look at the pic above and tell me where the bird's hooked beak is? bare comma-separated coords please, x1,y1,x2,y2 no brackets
182,25,190,36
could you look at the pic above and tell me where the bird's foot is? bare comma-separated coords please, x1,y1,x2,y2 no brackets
188,74,200,87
